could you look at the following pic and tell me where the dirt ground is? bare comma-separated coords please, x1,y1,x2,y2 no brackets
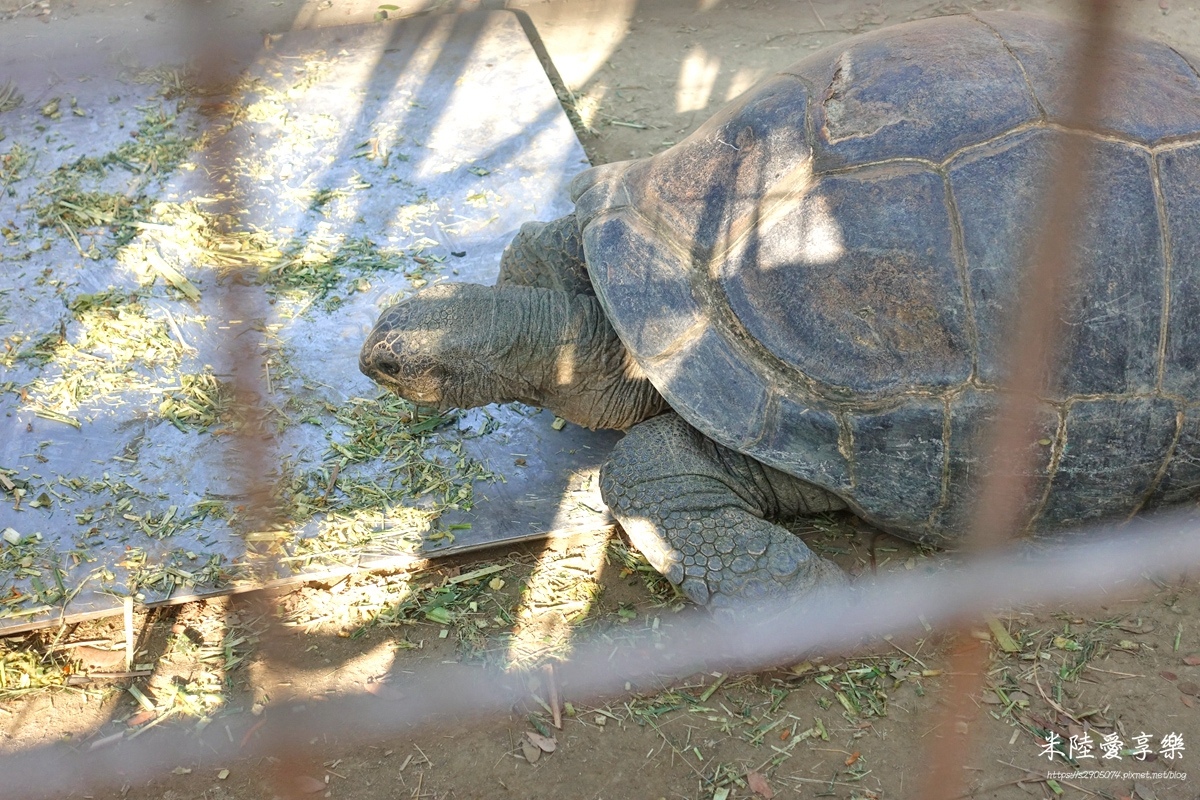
5,0,1200,799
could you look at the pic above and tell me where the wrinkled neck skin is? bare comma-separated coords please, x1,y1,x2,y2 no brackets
482,288,667,430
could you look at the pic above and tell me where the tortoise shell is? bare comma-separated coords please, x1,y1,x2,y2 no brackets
569,12,1200,542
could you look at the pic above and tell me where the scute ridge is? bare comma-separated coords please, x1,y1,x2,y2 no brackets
1151,152,1174,394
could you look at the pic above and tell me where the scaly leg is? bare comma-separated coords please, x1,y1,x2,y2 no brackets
601,413,848,609
497,214,592,296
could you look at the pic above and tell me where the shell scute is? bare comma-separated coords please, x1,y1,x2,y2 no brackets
843,399,945,536
790,14,1039,170
935,389,1060,536
653,328,769,450
1160,143,1200,398
720,164,970,396
614,74,811,267
1147,408,1200,508
1036,398,1178,530
977,11,1200,144
582,213,702,361
949,128,1163,396
753,396,849,493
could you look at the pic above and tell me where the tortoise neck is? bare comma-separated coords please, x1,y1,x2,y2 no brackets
502,288,667,430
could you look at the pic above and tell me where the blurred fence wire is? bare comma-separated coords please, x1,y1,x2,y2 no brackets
0,1,1187,799
2,510,1199,798
920,2,1119,797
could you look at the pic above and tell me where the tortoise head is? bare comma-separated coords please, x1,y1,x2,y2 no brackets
359,282,667,429
359,283,519,411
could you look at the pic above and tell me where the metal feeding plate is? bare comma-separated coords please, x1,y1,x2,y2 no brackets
0,11,617,634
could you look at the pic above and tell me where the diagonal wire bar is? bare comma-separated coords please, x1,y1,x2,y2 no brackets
920,2,1121,798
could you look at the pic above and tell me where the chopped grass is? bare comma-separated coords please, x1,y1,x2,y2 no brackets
129,200,423,312
265,235,412,311
0,646,74,699
76,105,197,177
0,36,503,633
123,547,243,601
269,394,495,570
19,289,183,419
607,538,681,605
33,105,198,256
0,80,22,113
128,65,200,102
40,189,146,244
159,370,234,432
326,394,491,508
1,141,33,190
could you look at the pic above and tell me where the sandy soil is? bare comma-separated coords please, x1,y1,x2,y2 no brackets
4,1,1200,799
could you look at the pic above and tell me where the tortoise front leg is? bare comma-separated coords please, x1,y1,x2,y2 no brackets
497,214,593,296
601,413,849,609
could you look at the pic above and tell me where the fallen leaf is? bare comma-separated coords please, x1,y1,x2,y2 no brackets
520,738,541,763
76,646,125,668
1161,671,1178,681
1183,654,1200,666
293,776,325,794
126,710,156,728
1181,694,1194,708
987,616,1020,653
845,751,861,766
1177,681,1200,696
1134,781,1159,800
526,731,557,753
746,771,775,799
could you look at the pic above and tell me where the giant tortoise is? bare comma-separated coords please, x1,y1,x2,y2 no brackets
360,12,1200,609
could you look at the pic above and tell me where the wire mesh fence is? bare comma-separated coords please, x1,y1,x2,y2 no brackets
1,1,1196,798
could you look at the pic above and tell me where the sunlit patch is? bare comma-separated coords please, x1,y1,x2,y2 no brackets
617,515,678,576
17,291,185,422
284,506,435,569
247,631,400,696
555,340,577,387
725,66,766,101
504,533,608,666
677,45,721,114
570,85,607,134
796,194,845,264
713,159,845,271
521,0,636,90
